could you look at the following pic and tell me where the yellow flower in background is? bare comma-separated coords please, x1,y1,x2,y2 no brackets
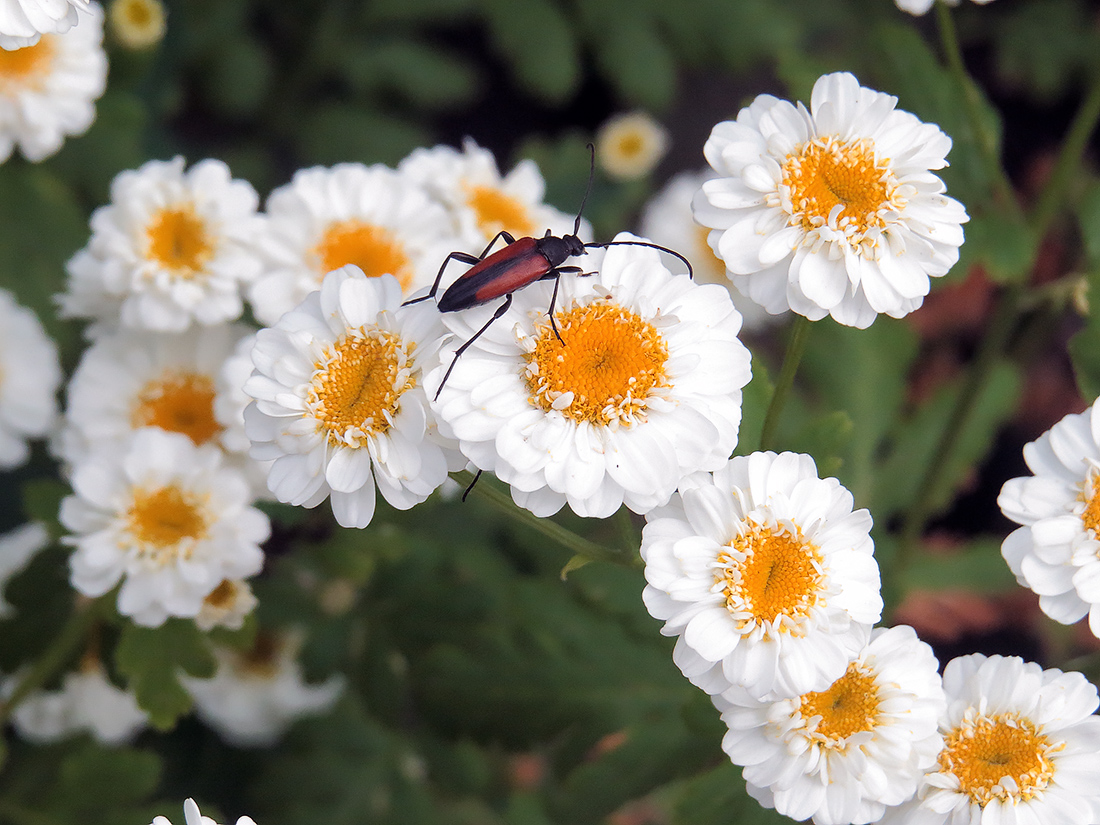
108,0,164,49
596,110,669,181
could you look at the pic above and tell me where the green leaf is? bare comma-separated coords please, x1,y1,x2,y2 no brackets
896,537,1019,593
54,744,162,810
201,36,274,117
670,761,789,825
343,41,479,111
362,0,476,23
992,0,1096,101
956,211,1036,285
298,105,427,167
594,18,676,110
480,0,580,103
115,620,216,730
21,478,69,534
1078,181,1100,266
1069,312,1100,401
736,355,772,455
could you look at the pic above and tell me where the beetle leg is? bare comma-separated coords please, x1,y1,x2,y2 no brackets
403,250,481,306
434,294,513,401
546,272,565,345
478,231,517,259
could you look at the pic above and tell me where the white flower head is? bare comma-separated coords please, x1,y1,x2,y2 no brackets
894,0,994,16
641,450,882,700
61,428,269,627
182,633,343,747
244,267,461,529
882,654,1100,825
399,138,585,251
0,0,88,50
58,156,262,335
718,625,945,825
195,577,256,632
596,111,670,181
246,163,463,327
429,234,752,519
694,71,968,329
0,288,61,469
0,522,49,617
998,399,1100,638
152,798,257,825
107,0,164,49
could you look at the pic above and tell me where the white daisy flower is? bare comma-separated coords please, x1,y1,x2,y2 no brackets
641,450,882,700
107,0,164,49
0,2,103,159
596,111,670,181
882,654,1100,825
717,625,945,825
0,521,49,617
57,156,262,334
243,267,460,529
428,235,752,519
60,428,269,627
0,0,87,50
152,798,257,825
639,169,772,332
213,331,273,497
997,399,1100,638
693,71,968,329
0,288,61,469
246,163,462,327
894,0,995,16
182,633,343,747
398,138,583,251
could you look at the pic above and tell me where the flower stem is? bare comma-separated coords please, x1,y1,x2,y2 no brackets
759,315,812,452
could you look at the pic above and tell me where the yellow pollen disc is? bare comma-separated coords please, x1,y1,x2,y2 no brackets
615,132,645,160
146,205,214,277
131,371,222,445
525,301,670,427
782,136,898,238
0,37,55,89
465,184,535,240
307,329,411,446
1079,474,1100,536
126,485,208,562
718,521,824,627
203,578,238,610
799,663,880,747
939,713,1059,805
313,220,413,291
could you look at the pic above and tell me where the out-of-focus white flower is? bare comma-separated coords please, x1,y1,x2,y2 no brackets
213,331,273,497
894,0,994,16
429,235,751,519
998,399,1100,638
151,798,258,825
641,450,882,700
183,633,343,747
195,578,256,632
61,428,268,627
107,0,164,49
0,0,87,50
718,625,945,825
694,71,968,329
0,521,49,617
596,111,670,180
246,163,462,327
57,157,262,335
882,654,1100,825
0,2,103,158
0,288,61,469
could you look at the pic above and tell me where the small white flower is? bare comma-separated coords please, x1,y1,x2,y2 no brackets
718,625,945,825
183,633,343,747
246,163,463,326
213,331,273,496
641,450,882,700
57,157,262,335
0,2,104,158
0,522,49,617
0,288,61,469
151,798,257,825
429,235,752,519
694,71,968,329
596,111,670,180
195,578,256,632
882,654,1100,825
894,0,994,16
0,0,88,50
107,0,164,49
61,428,269,627
244,267,460,529
998,399,1100,638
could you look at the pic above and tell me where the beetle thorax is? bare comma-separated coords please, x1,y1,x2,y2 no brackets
536,234,586,267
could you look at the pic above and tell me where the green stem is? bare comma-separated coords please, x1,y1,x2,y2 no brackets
759,315,812,452
454,470,642,569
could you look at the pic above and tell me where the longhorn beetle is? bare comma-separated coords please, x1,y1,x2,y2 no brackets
404,144,694,401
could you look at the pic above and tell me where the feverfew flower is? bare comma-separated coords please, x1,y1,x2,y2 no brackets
895,0,995,16
0,0,87,49
0,2,104,160
246,163,462,326
0,522,49,617
58,157,262,334
998,399,1100,637
882,654,1100,825
429,236,751,519
641,451,882,700
243,267,459,529
152,799,257,825
694,71,968,329
195,578,256,632
596,111,670,180
107,0,164,49
0,288,61,469
717,625,945,825
61,428,269,627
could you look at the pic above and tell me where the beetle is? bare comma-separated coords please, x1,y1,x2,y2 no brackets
405,144,694,401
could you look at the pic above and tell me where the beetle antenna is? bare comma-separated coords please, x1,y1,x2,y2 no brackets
584,240,695,280
572,143,596,238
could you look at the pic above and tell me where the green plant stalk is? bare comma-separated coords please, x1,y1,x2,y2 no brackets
759,315,812,452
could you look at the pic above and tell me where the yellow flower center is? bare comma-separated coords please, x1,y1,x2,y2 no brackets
307,328,412,447
782,136,901,241
939,712,1060,806
524,300,670,427
146,205,214,277
126,485,209,563
0,37,55,91
313,220,413,291
203,578,238,610
233,632,283,679
1079,473,1100,536
131,371,221,445
614,132,645,161
717,520,824,628
799,662,880,748
465,184,535,240
109,0,166,48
